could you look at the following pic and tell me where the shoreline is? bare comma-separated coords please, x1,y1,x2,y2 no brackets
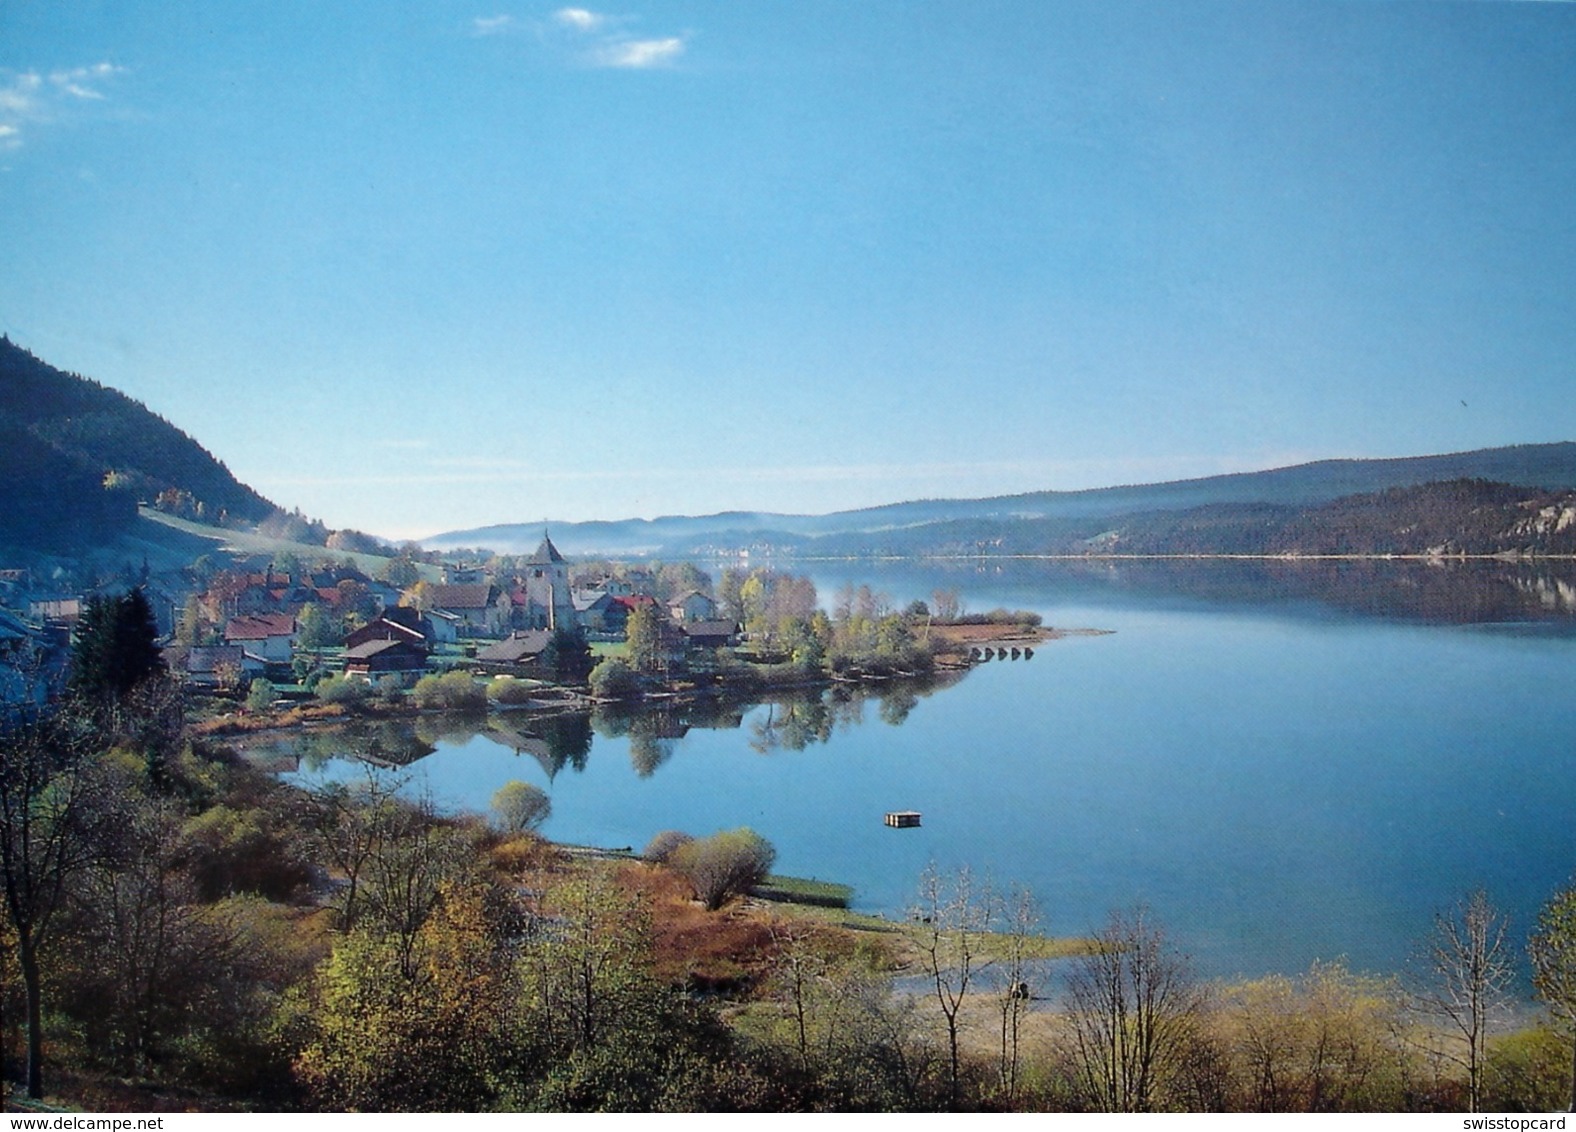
200,622,1111,741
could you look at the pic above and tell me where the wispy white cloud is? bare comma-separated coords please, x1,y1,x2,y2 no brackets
0,62,125,151
523,7,688,70
593,36,686,69
554,7,605,31
471,14,516,36
50,63,122,100
0,72,42,115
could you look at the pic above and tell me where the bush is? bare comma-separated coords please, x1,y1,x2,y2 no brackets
589,657,641,700
411,670,487,711
245,677,275,713
375,675,406,703
316,673,371,705
491,780,551,833
670,828,776,911
951,608,1042,627
487,677,536,706
1485,1026,1573,1113
643,829,695,865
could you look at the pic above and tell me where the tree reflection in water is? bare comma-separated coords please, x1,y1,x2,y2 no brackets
245,670,965,781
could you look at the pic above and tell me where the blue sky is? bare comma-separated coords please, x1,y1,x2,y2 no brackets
3,2,1574,541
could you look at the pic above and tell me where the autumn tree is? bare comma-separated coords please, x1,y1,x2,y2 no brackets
335,579,377,631
1064,906,1206,1112
58,793,233,1074
295,880,519,1111
1530,879,1576,1113
670,827,775,911
931,588,963,622
304,770,407,933
355,795,466,980
625,603,664,674
1416,889,1515,1112
1222,961,1407,1111
380,555,421,589
296,601,339,650
0,703,106,1098
912,864,992,1108
719,568,748,626
654,561,712,602
988,884,1041,1106
491,780,551,834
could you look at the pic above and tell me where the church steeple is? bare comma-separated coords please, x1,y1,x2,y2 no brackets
528,531,566,566
522,529,575,632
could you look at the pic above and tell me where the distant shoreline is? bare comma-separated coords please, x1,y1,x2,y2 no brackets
780,552,1576,562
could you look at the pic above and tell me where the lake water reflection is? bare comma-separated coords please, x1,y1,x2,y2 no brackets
260,560,1576,981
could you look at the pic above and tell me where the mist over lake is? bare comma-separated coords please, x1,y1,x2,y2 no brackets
267,559,1576,982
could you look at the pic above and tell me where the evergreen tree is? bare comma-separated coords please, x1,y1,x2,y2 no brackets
541,627,594,683
68,588,166,701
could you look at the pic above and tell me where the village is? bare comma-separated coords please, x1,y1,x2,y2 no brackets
0,534,754,716
0,529,1042,723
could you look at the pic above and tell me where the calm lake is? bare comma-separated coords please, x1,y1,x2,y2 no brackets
258,559,1576,982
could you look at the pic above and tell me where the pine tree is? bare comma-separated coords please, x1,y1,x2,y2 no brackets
68,587,166,701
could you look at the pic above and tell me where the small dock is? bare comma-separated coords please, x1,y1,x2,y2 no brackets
884,810,922,828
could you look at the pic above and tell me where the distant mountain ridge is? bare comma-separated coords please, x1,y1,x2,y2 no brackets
0,336,277,554
429,442,1576,557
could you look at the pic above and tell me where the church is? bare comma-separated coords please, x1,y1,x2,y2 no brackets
513,534,578,632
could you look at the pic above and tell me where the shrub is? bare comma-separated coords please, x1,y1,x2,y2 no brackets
245,677,275,713
182,803,313,901
643,829,695,865
487,677,536,706
375,675,406,704
411,670,487,710
670,828,776,911
316,673,371,705
491,780,551,833
1485,1026,1573,1113
589,656,641,700
952,608,1042,627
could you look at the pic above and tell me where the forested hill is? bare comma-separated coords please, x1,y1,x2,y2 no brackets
431,443,1576,557
0,337,276,553
721,479,1576,559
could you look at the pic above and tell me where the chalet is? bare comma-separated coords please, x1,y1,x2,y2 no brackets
28,595,81,623
202,572,285,619
427,583,508,638
425,607,461,644
682,619,739,649
442,564,489,585
367,580,404,612
668,590,718,623
476,630,552,673
345,607,434,651
607,594,658,636
165,644,265,689
575,572,630,597
223,613,298,664
342,638,429,683
622,569,657,596
572,590,619,636
308,564,373,590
